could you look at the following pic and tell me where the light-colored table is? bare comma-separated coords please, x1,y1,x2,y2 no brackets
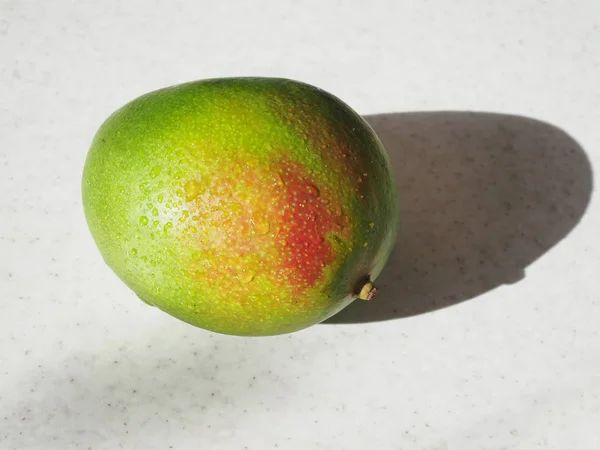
2,1,599,449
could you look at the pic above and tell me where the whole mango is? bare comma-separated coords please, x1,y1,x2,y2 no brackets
82,78,399,336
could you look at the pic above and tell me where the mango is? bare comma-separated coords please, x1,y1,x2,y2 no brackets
82,78,399,336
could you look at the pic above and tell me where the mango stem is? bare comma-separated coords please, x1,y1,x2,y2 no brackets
358,281,378,301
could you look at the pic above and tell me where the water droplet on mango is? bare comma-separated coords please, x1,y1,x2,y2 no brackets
152,208,159,216
139,216,149,225
150,166,161,178
275,172,286,187
252,215,270,236
305,183,320,197
238,271,256,284
184,180,202,201
309,235,324,245
163,222,173,236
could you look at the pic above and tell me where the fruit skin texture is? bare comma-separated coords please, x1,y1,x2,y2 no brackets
82,78,399,336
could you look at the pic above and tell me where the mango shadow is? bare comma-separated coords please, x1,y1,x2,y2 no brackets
326,112,593,324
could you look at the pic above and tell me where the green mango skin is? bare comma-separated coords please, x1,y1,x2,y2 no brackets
82,78,399,336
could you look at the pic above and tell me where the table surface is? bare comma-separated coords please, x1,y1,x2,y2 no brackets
2,1,599,449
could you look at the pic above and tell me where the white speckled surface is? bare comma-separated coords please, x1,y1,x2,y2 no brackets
1,1,600,449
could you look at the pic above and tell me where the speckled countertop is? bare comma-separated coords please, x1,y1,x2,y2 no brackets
1,1,599,449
